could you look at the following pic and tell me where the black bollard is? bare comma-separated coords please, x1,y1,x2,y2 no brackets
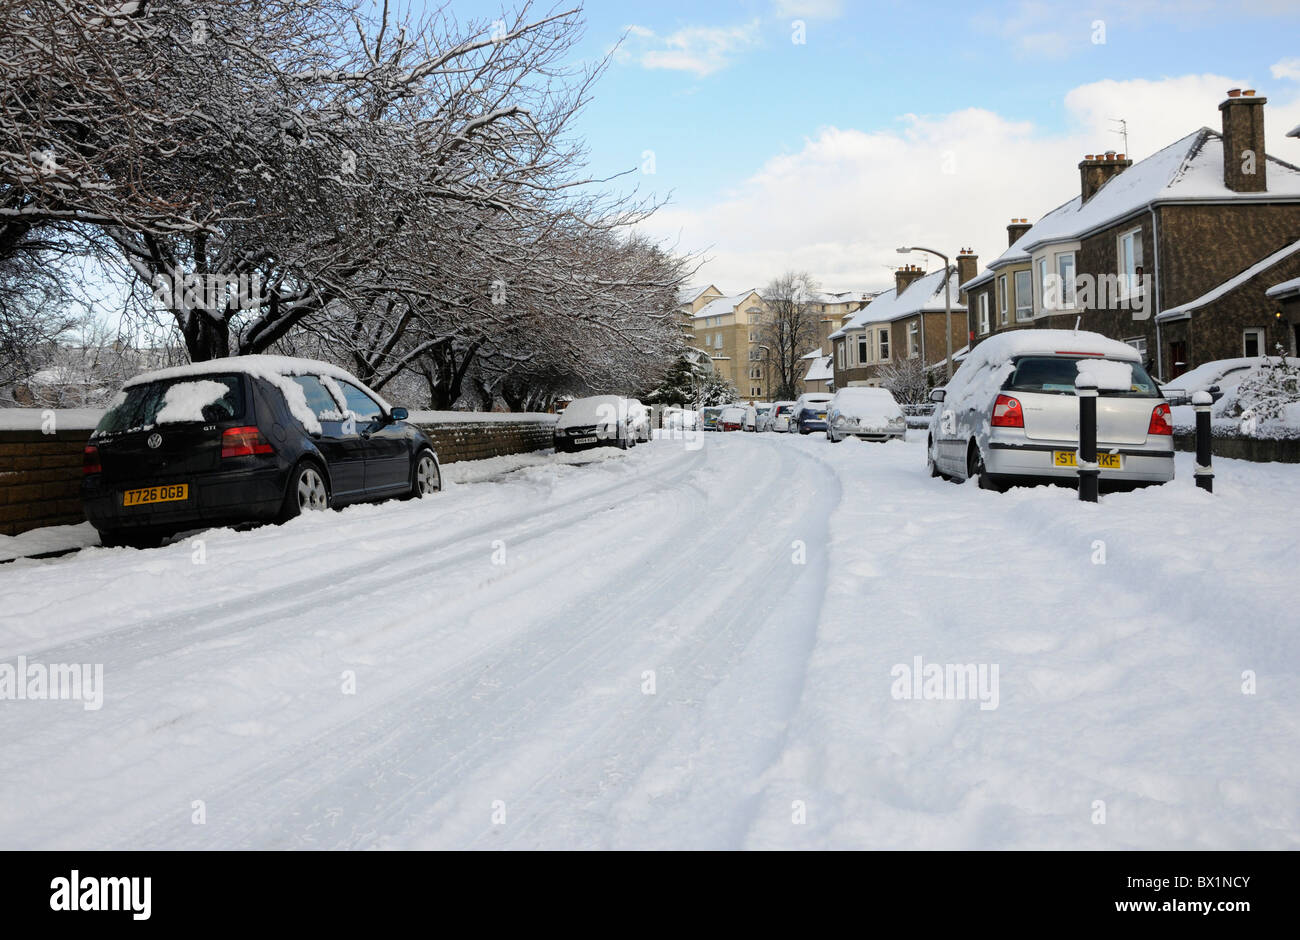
1193,391,1214,493
1076,376,1099,503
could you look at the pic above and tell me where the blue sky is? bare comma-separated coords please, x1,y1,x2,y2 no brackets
420,2,1300,289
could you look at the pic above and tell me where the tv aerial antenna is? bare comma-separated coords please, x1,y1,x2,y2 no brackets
1109,118,1129,154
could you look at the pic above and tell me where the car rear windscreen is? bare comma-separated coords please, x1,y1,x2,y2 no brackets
96,375,244,434
1005,357,1159,397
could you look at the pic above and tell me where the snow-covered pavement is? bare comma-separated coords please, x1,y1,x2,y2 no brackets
1,433,1296,849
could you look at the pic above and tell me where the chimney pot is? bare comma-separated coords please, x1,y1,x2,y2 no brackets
1079,149,1133,201
1228,88,1242,98
1244,89,1256,97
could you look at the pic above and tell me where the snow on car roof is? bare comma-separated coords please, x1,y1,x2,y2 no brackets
123,354,391,406
556,395,625,424
966,329,1141,364
121,355,393,436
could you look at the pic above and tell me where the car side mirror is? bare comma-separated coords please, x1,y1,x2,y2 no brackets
929,388,946,403
389,407,409,422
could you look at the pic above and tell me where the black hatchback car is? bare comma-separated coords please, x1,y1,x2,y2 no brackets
81,356,441,548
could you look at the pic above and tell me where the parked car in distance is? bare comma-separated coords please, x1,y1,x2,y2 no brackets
661,407,700,431
554,395,637,452
792,393,834,434
626,398,652,443
81,356,440,549
754,403,773,431
717,405,747,431
826,387,906,442
701,406,727,431
1157,355,1298,406
768,401,797,432
926,329,1175,491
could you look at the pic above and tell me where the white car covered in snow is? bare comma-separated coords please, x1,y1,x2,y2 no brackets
927,329,1175,491
626,398,652,443
661,407,700,431
767,401,797,432
554,395,637,452
825,388,906,442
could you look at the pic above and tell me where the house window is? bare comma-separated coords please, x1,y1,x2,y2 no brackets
857,335,868,364
1015,270,1033,321
1124,336,1148,359
878,328,890,361
1118,228,1144,298
749,349,760,361
908,322,919,358
998,275,1008,325
749,331,756,342
1244,328,1265,358
978,293,990,335
714,334,723,349
1056,251,1077,309
1037,258,1049,310
837,343,845,370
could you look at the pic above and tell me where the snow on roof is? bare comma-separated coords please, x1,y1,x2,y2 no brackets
966,128,1300,287
800,347,824,360
677,284,717,305
811,289,877,305
1157,238,1300,321
803,355,834,383
830,267,965,339
1266,275,1300,299
691,290,760,320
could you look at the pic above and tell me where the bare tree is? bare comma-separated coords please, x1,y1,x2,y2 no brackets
876,354,933,406
760,271,820,401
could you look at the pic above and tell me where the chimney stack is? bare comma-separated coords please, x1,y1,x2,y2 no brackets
1220,89,1267,193
895,264,925,295
1007,218,1032,246
956,248,979,289
1078,150,1133,202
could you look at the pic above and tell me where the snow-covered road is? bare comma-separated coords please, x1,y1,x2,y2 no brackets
2,433,1296,849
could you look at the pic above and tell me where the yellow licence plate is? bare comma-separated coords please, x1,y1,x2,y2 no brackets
122,484,189,507
1053,451,1122,470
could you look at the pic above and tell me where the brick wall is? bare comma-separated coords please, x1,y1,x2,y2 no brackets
0,426,91,535
0,411,556,536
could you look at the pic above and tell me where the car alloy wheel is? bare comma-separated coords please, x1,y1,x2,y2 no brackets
297,465,329,511
414,451,441,496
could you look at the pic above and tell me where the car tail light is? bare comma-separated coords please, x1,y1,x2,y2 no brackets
221,426,274,458
83,444,101,475
1148,402,1173,436
991,394,1024,428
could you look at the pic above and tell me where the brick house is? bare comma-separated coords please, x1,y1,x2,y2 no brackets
829,259,972,388
961,90,1300,380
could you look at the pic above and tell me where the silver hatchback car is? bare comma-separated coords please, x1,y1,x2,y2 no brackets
927,329,1175,491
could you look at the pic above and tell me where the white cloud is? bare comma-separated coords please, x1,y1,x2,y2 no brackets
639,75,1300,292
623,20,763,77
1272,58,1300,82
771,0,844,18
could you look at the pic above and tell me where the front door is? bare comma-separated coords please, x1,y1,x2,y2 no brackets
290,375,366,499
1168,341,1188,380
336,380,409,493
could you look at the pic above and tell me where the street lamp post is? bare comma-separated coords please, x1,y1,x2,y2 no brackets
898,245,953,381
